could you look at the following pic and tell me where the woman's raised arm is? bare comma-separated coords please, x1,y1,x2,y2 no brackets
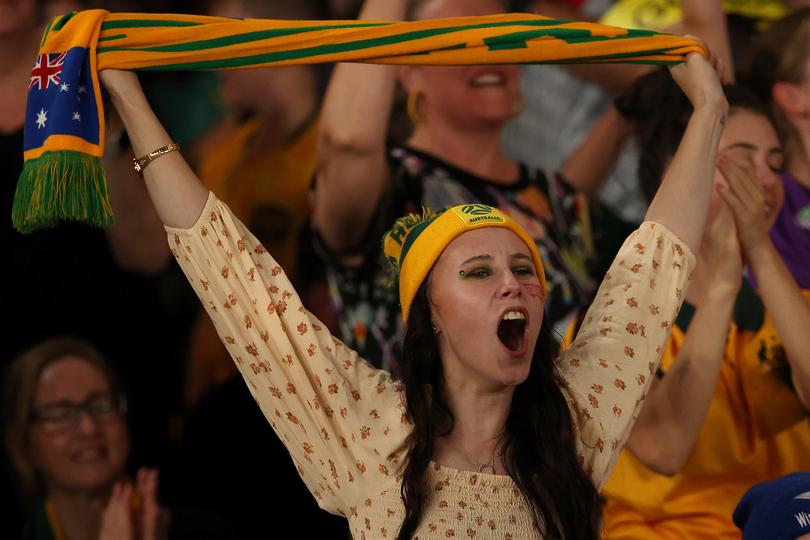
101,69,209,229
313,0,408,253
644,52,728,252
101,69,412,516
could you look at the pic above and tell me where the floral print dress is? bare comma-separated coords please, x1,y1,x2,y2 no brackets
167,193,694,539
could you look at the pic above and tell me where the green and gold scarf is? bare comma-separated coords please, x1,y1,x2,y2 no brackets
15,9,704,232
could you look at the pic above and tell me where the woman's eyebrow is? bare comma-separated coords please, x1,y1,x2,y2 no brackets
724,142,757,151
460,254,493,266
35,390,110,409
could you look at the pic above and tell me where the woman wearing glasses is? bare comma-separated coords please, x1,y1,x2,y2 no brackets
4,337,163,540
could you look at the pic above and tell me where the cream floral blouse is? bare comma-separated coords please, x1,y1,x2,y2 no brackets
166,193,695,539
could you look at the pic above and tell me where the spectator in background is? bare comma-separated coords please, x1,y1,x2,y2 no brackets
743,8,810,290
4,337,235,540
504,0,778,226
0,0,183,534
0,1,47,526
503,1,727,266
602,70,810,539
6,337,163,540
183,0,330,407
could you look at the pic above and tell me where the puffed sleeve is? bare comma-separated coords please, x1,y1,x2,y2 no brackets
558,221,695,490
166,193,413,516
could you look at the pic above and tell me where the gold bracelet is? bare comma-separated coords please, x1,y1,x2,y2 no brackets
132,143,180,175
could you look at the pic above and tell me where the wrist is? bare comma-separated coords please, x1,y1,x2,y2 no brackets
703,280,740,303
608,105,634,136
108,86,148,112
104,75,149,115
691,98,728,119
745,238,777,268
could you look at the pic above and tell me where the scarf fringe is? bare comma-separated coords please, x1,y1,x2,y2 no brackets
12,150,113,233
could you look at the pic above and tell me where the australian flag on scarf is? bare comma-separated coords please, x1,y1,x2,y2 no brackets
23,46,100,153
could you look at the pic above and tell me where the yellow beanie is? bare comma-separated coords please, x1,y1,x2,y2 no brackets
383,203,546,323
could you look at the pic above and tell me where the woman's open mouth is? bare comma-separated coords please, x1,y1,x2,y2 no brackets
497,310,527,354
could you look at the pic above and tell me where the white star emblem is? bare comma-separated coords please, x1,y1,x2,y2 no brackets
35,108,47,129
72,112,81,121
78,85,87,94
60,83,69,92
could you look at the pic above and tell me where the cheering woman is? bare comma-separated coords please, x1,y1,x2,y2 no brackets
98,46,724,538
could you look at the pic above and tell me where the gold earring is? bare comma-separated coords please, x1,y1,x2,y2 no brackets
512,93,526,116
407,91,424,124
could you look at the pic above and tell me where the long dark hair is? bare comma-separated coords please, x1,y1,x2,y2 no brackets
396,282,601,539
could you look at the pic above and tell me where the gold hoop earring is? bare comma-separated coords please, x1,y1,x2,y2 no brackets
407,91,424,124
512,93,526,116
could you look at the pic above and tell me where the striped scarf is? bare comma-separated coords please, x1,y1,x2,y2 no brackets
13,9,704,232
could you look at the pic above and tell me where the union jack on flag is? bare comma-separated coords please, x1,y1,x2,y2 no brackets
29,52,66,91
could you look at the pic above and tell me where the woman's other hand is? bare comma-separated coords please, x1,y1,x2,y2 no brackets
99,483,134,540
717,153,772,258
137,468,169,540
703,200,743,295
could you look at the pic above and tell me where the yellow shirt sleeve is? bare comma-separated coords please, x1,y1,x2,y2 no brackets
165,193,412,517
559,221,696,490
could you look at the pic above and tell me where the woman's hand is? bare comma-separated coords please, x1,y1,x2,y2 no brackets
703,200,743,295
669,45,728,113
137,468,169,540
99,483,134,540
644,44,728,254
98,469,168,540
717,153,772,258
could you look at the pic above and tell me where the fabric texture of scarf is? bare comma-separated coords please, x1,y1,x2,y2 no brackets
14,9,705,232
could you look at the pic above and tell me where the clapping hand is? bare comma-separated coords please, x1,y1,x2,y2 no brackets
703,198,743,295
716,153,773,259
98,468,168,540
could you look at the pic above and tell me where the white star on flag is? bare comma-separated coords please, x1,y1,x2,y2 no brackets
72,112,81,121
35,108,47,129
78,85,87,94
60,83,69,92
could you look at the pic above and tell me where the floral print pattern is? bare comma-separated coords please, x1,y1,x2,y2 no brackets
167,194,694,538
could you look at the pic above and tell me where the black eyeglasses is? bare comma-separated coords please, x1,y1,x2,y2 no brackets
30,392,127,434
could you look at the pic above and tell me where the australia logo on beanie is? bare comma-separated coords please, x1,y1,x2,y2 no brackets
455,204,504,226
460,204,494,215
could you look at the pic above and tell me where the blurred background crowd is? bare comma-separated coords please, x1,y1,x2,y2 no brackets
2,0,810,538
